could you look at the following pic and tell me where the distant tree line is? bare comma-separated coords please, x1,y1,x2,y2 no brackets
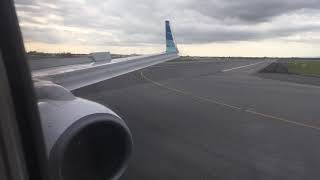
27,51,138,58
27,51,84,57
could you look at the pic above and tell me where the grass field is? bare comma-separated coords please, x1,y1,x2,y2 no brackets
288,61,320,76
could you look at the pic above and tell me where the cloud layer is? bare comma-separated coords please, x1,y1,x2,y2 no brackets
14,0,320,55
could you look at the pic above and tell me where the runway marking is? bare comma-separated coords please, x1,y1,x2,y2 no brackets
222,62,265,72
162,60,228,65
141,72,320,132
140,72,241,110
245,110,320,131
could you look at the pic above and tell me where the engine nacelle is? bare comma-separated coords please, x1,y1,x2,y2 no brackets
34,80,132,180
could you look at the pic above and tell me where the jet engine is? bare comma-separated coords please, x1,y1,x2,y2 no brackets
34,80,132,180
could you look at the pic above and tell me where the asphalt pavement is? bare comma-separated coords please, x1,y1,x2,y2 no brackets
74,59,320,180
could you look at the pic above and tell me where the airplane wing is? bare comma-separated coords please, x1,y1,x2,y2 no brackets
32,21,179,91
33,21,179,180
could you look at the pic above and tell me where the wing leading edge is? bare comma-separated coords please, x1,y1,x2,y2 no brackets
32,21,179,90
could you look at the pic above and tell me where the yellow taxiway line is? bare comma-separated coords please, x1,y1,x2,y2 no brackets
141,72,320,132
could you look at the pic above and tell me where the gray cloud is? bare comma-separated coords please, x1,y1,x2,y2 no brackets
184,0,320,23
14,0,320,46
176,22,320,43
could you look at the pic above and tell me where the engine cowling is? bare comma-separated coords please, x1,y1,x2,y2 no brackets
34,80,132,180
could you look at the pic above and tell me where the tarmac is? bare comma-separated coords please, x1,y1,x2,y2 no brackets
74,59,320,180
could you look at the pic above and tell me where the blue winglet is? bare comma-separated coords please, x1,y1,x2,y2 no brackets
165,20,179,53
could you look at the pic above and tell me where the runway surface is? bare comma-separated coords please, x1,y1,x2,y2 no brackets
74,59,320,180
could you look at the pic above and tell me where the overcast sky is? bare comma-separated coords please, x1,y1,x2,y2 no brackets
15,0,320,57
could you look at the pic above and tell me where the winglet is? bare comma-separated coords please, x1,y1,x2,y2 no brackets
165,20,179,54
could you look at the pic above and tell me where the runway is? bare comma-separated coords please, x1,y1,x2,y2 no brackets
74,59,320,180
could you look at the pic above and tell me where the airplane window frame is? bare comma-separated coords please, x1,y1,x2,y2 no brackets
0,0,48,179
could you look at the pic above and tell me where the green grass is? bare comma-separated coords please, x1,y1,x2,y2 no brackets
288,61,320,76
